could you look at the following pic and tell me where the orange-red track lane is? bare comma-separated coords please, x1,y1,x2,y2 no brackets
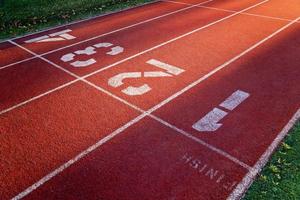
1,0,300,200
0,0,260,113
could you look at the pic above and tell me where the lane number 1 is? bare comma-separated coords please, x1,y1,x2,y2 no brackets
192,90,250,132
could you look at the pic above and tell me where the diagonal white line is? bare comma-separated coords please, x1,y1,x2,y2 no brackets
0,0,212,70
162,0,300,23
9,8,300,200
2,0,268,116
227,109,300,200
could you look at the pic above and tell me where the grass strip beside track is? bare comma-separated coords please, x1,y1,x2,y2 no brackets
0,0,152,40
244,123,300,199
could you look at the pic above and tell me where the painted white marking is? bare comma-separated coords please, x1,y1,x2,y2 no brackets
24,35,50,43
61,43,124,68
12,5,299,198
71,59,96,67
36,37,65,42
61,46,97,67
48,29,72,37
74,46,96,55
193,90,249,132
220,90,250,111
93,42,113,48
59,33,76,40
146,59,185,75
122,84,152,95
107,59,184,96
108,72,142,87
193,108,228,132
107,46,124,55
24,29,75,43
228,108,300,200
7,0,297,71
144,71,171,78
61,53,75,62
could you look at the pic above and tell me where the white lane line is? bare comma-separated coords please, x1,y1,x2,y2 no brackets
0,0,213,71
10,13,300,199
81,0,269,80
11,112,149,200
0,56,36,70
227,108,300,200
162,0,300,23
147,16,300,115
3,0,299,71
10,39,250,170
2,0,268,116
0,0,160,43
149,114,251,170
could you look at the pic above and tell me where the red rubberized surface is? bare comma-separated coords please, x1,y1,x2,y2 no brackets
155,22,300,166
0,42,32,68
0,58,75,111
1,0,300,199
171,0,263,11
0,82,139,199
45,6,231,76
23,117,247,200
248,0,300,20
12,1,188,54
88,14,286,110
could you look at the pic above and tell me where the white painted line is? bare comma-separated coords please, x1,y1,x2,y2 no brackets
2,0,298,71
1,0,160,43
2,0,268,115
25,29,76,43
162,0,299,23
146,59,185,75
227,108,300,200
24,35,49,44
81,0,269,81
220,90,250,111
9,5,299,200
48,29,72,37
147,16,300,116
149,114,251,170
0,0,213,71
11,112,148,200
0,79,80,116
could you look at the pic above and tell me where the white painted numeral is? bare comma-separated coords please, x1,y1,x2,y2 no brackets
60,42,124,68
192,90,250,132
108,59,185,96
25,29,76,43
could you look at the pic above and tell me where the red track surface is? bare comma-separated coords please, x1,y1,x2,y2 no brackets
0,0,299,199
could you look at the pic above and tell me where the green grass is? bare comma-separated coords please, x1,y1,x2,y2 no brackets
1,1,300,199
0,0,152,40
244,122,300,200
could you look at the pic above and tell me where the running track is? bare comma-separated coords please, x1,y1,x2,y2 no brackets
1,0,300,199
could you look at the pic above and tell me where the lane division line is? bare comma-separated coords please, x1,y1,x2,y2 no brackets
228,108,300,200
2,0,268,116
0,0,213,71
9,13,300,200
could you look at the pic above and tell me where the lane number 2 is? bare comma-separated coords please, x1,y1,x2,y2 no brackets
108,59,185,96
